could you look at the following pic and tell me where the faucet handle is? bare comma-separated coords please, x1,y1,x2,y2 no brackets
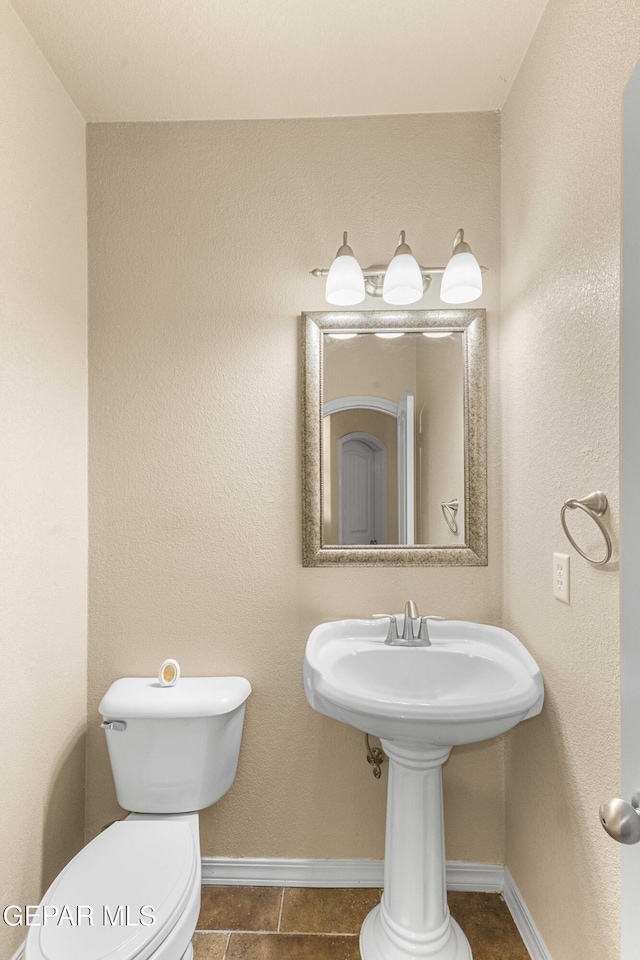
417,616,445,643
373,614,399,644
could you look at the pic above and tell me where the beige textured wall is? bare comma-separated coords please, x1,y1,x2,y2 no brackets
87,113,504,862
501,2,640,957
323,333,417,404
0,1,87,955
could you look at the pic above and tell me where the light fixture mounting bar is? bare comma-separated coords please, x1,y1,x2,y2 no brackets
311,263,486,278
311,265,447,278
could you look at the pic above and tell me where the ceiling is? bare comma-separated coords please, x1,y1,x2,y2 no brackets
10,0,549,122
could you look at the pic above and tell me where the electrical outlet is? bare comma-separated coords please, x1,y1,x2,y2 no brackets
553,552,570,603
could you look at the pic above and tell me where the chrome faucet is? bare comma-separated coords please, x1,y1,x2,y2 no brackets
373,600,445,646
403,599,419,640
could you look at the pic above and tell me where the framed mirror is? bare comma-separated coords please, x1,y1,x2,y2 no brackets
301,310,487,566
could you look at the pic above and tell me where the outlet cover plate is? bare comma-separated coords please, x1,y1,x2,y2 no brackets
553,552,570,603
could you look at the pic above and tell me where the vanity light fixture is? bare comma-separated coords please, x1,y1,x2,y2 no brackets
440,229,483,304
312,229,485,306
375,331,405,339
328,332,358,340
324,232,365,306
423,331,453,339
382,232,424,305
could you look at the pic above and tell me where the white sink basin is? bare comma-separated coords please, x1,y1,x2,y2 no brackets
303,616,544,960
304,617,543,745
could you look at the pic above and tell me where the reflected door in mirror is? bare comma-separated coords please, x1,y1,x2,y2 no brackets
338,433,387,544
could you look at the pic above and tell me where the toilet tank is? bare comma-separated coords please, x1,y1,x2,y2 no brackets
99,676,251,814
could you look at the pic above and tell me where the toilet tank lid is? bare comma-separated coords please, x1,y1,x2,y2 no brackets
99,676,251,720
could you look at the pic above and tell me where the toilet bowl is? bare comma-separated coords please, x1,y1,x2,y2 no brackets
25,673,251,960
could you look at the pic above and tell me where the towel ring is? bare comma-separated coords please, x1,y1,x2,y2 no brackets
560,491,612,565
441,499,459,535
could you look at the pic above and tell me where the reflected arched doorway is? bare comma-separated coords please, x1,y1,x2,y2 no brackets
324,393,414,545
337,432,387,545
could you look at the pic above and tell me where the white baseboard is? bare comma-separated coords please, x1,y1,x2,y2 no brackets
445,860,504,892
201,857,551,960
502,868,552,960
201,856,384,887
201,857,503,891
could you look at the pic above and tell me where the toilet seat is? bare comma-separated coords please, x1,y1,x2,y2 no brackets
25,818,199,960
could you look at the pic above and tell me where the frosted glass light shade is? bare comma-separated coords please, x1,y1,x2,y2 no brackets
326,254,365,306
382,248,424,305
440,250,482,304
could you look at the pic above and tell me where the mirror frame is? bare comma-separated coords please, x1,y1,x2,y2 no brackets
301,310,487,566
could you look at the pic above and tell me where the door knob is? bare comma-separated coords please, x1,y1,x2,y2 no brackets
599,793,640,844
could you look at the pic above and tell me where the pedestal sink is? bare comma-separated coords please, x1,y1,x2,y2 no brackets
303,617,544,960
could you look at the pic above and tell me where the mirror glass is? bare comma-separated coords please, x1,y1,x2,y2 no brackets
301,310,487,566
322,332,464,546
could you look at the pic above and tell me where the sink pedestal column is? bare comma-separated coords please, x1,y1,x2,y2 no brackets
360,741,472,960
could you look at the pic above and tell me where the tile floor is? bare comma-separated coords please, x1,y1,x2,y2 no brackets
193,886,530,960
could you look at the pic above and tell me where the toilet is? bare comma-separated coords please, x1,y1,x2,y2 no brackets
25,672,251,960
